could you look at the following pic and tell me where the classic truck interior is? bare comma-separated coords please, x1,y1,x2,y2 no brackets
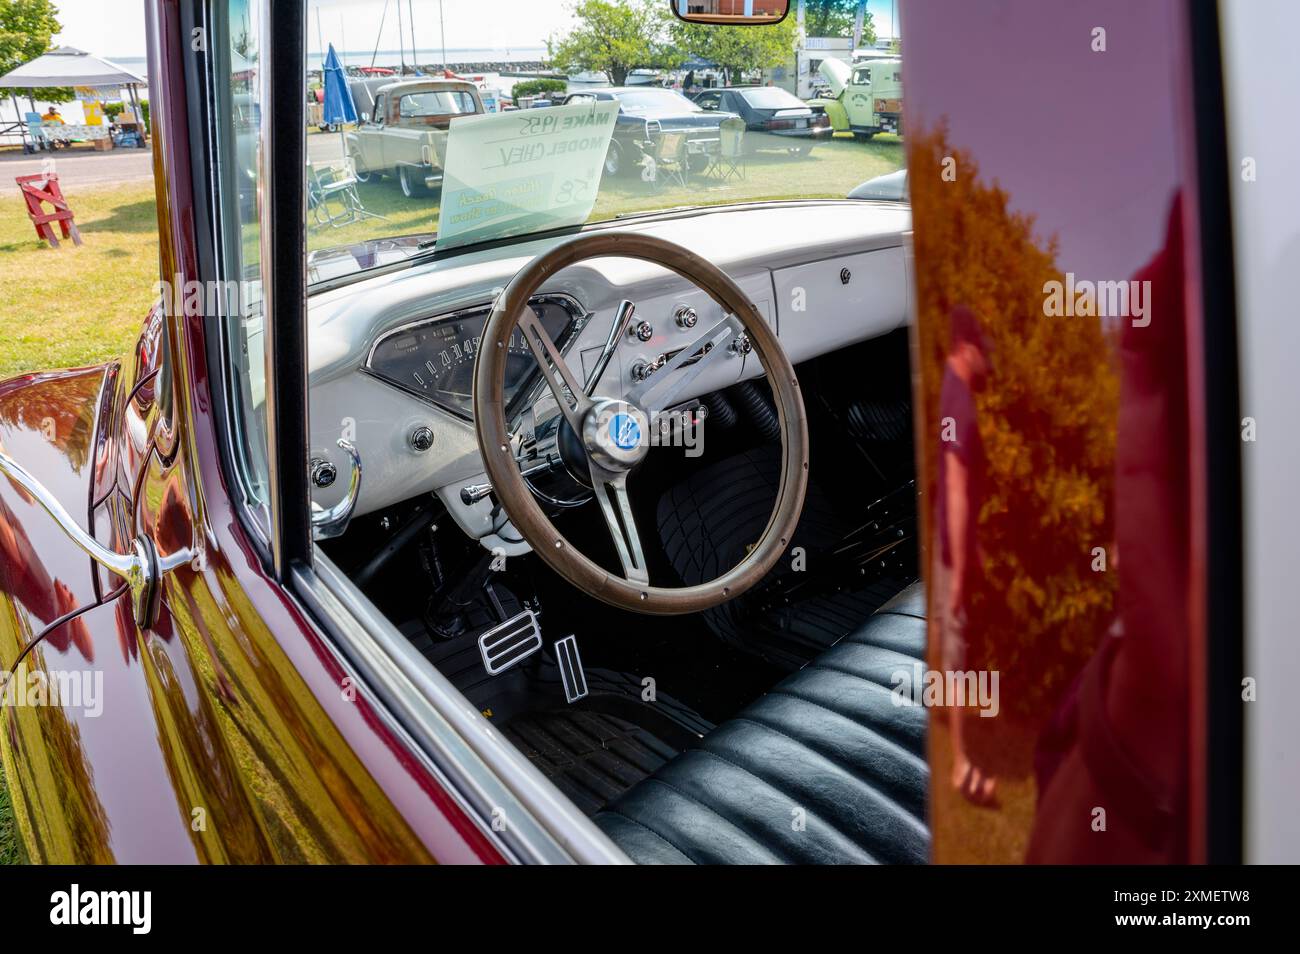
302,198,927,863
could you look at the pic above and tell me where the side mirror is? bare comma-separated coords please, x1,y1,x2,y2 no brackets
670,0,790,25
360,111,370,122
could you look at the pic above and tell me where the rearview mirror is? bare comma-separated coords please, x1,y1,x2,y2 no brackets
670,0,791,26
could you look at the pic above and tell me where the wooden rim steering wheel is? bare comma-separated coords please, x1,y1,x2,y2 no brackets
472,232,808,615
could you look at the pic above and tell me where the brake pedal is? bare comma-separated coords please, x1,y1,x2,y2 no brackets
555,635,588,704
478,609,543,675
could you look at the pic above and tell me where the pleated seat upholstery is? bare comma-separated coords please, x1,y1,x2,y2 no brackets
594,583,930,864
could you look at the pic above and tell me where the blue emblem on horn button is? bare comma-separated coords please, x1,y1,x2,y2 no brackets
610,413,641,451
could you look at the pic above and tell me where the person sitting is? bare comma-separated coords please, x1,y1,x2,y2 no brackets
41,106,65,125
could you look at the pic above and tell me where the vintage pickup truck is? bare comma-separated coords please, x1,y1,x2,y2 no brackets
346,78,485,197
810,57,903,140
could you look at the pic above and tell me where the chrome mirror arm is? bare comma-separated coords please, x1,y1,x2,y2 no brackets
311,439,362,540
0,447,193,629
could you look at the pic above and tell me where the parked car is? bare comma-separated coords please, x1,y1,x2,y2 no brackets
346,78,485,197
848,168,908,201
691,85,831,154
0,0,1295,870
561,86,739,178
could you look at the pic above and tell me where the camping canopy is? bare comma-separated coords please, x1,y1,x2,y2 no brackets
0,46,145,88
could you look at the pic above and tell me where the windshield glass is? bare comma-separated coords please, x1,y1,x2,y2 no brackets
398,90,477,117
740,87,806,109
614,88,701,113
303,0,905,281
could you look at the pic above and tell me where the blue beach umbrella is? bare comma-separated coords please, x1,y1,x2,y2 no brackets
322,44,357,125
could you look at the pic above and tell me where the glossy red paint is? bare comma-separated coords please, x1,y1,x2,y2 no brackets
0,0,505,863
903,0,1209,862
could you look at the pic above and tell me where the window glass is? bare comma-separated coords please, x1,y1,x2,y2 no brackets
740,87,803,109
398,90,476,118
216,0,270,530
301,0,905,278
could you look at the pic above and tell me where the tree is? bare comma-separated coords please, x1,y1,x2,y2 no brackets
0,0,70,103
548,0,676,86
802,0,875,43
908,122,1120,717
670,15,798,85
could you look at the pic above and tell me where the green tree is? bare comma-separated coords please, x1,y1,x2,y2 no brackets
548,0,676,86
670,15,798,84
802,0,875,43
0,0,70,104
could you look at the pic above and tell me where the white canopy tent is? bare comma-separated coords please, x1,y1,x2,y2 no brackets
0,47,147,152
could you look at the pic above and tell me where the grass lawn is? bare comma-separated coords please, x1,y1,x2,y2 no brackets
0,181,162,381
0,763,19,865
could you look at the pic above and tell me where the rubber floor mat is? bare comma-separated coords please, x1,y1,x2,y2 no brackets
500,710,678,816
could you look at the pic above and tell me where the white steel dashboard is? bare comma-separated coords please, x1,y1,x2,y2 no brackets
305,200,911,545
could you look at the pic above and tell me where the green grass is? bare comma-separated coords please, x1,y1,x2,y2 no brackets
0,762,20,865
0,181,162,380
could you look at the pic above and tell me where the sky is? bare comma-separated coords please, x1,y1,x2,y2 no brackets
49,0,900,60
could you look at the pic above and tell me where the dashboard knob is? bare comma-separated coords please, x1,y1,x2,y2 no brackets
632,320,654,342
409,425,435,452
310,458,338,489
675,306,698,329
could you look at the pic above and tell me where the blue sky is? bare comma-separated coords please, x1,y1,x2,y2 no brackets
50,0,900,59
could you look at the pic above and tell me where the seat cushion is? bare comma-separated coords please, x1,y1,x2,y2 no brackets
594,583,930,864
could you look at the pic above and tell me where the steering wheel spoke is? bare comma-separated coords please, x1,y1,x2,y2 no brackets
627,313,745,413
590,467,649,585
518,306,590,434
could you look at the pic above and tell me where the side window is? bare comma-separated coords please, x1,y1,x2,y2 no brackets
373,93,386,125
215,0,270,530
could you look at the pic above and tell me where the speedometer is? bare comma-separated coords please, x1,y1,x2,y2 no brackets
363,294,585,419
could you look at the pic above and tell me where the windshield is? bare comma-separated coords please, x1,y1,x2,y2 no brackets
303,0,906,281
398,90,477,117
614,88,701,113
740,87,806,109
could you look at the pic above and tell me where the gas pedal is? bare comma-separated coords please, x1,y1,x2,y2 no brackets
555,634,588,704
477,609,543,675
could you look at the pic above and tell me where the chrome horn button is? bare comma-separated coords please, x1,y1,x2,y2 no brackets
583,398,650,472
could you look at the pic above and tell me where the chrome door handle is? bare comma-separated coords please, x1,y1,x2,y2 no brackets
311,439,362,540
0,447,192,629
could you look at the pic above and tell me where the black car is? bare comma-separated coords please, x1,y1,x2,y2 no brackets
562,87,740,178
691,86,831,154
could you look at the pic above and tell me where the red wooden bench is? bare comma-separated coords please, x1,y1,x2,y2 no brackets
14,173,83,249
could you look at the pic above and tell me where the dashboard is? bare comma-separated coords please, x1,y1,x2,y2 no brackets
305,200,911,550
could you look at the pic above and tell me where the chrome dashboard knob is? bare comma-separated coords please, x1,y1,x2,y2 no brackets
310,457,338,488
674,306,698,329
409,425,435,452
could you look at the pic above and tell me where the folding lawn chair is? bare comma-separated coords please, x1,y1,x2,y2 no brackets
712,117,747,182
307,156,384,228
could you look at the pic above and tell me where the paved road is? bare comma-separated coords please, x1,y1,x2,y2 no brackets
1,135,347,194
0,146,156,193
